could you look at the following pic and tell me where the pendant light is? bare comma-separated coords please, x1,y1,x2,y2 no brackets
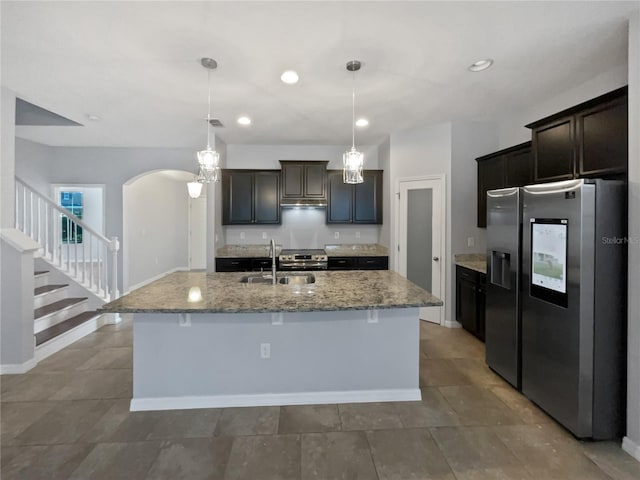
187,57,220,197
343,60,364,184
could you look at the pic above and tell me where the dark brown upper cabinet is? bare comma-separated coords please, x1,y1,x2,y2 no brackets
326,170,383,224
476,142,532,228
526,87,628,183
279,161,328,205
221,170,281,225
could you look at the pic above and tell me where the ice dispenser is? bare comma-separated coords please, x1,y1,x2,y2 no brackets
491,251,511,289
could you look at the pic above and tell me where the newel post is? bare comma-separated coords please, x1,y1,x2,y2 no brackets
109,236,120,300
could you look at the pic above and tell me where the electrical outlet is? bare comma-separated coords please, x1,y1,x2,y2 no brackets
240,232,245,240
334,232,340,239
355,231,361,239
467,237,475,248
215,233,219,243
260,343,271,359
262,232,267,240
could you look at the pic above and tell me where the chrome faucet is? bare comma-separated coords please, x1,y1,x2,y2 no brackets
269,238,277,285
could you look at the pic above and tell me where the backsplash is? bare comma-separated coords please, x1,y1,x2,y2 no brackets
222,208,380,248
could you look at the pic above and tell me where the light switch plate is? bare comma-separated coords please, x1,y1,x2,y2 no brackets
334,232,339,239
240,232,245,240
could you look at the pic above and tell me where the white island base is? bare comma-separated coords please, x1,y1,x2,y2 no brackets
131,307,421,411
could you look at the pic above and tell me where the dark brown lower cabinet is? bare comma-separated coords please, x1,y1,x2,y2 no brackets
456,265,486,341
328,256,388,270
216,257,274,272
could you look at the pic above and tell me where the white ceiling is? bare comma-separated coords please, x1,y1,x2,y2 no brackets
1,1,637,148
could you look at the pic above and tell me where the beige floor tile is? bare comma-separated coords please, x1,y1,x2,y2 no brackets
1,401,57,445
338,402,403,431
68,441,162,480
224,434,300,480
214,406,279,436
27,348,97,374
430,426,523,474
0,443,94,480
80,398,131,443
279,404,341,434
107,410,165,442
146,408,222,440
301,431,377,480
13,399,114,445
367,428,455,480
489,385,552,424
1,372,71,402
451,358,509,387
145,437,233,480
77,347,132,370
420,358,471,387
582,441,640,480
49,369,132,400
394,388,461,428
439,385,522,426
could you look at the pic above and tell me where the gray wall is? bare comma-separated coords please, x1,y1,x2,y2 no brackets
378,136,391,249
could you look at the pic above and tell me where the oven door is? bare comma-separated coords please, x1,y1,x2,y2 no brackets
279,262,327,271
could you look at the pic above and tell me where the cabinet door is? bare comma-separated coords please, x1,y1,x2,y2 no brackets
533,117,575,182
326,171,353,223
328,257,357,270
456,277,478,335
254,172,280,224
577,97,628,177
216,258,251,272
477,156,505,228
354,171,383,224
222,171,253,225
357,256,388,270
505,146,533,187
281,164,304,198
476,275,486,341
305,163,326,198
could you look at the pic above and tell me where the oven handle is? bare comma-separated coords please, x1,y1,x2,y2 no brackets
279,263,328,270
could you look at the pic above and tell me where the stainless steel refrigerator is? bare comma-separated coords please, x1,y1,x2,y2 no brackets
486,187,523,390
486,179,626,439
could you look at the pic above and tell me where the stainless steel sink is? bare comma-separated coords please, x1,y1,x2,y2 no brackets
278,273,315,285
239,275,273,284
240,273,315,285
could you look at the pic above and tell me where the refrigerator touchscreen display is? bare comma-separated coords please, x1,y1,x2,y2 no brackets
530,219,569,307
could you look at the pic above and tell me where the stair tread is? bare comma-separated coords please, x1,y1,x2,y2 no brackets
35,311,100,346
34,284,68,296
34,297,88,319
34,270,49,276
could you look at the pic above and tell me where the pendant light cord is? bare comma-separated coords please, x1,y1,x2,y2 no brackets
351,69,356,150
206,69,212,148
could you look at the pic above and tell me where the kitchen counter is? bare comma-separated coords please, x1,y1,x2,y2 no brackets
454,253,487,274
100,270,441,314
102,270,440,412
324,243,388,257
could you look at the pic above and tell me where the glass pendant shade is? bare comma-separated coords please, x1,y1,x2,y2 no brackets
343,147,364,184
197,147,220,170
187,180,203,198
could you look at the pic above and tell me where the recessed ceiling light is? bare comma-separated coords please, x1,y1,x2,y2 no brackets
355,118,369,127
237,116,251,126
468,59,494,72
281,70,299,84
87,114,101,121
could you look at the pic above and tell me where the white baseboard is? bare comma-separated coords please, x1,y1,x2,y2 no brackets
622,436,640,462
130,388,422,412
0,358,37,374
443,320,462,328
125,266,189,294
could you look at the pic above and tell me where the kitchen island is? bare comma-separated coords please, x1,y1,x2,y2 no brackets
101,270,441,411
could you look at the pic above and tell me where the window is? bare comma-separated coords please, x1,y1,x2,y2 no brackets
60,191,83,243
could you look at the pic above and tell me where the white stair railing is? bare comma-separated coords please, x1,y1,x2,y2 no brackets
15,177,119,302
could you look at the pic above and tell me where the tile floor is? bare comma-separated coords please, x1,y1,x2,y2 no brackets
1,318,639,479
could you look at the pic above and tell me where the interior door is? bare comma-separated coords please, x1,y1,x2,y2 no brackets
398,177,444,324
189,196,207,270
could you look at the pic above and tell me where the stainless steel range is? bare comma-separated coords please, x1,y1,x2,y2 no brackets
278,249,328,270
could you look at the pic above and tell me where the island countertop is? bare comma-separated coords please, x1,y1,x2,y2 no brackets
100,270,441,314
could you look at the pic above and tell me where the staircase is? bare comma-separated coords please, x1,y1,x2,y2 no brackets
32,270,106,361
11,177,121,365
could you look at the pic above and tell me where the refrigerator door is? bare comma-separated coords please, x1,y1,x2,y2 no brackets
521,179,595,437
485,187,521,389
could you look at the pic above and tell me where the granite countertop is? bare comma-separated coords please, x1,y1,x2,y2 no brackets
216,244,282,258
324,244,389,257
454,253,487,274
100,270,441,314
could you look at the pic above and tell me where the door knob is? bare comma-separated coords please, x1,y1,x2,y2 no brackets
433,256,439,261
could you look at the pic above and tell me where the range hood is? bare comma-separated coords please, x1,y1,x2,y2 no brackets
280,198,327,208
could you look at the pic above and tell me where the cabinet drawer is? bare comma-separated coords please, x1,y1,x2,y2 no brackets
251,258,274,271
328,257,357,270
215,258,251,272
357,256,389,270
456,265,481,283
